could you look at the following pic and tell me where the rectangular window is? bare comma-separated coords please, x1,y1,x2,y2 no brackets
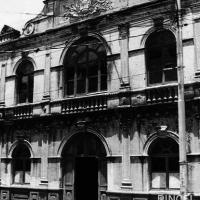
13,159,30,184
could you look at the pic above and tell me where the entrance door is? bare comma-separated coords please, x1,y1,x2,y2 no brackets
75,157,98,200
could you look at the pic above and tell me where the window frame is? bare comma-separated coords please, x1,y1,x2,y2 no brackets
12,157,31,184
16,60,34,104
12,144,31,185
145,30,177,86
150,154,179,189
64,37,107,97
149,137,179,190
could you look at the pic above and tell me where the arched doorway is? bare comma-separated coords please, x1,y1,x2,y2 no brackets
61,132,107,200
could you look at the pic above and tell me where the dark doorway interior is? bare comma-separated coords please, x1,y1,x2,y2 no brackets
75,157,98,200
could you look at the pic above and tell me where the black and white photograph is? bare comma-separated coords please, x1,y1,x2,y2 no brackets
0,0,198,200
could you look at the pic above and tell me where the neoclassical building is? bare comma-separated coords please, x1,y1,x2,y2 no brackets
0,0,200,200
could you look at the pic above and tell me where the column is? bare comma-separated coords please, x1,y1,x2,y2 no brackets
0,64,6,107
120,111,132,189
119,23,130,88
40,131,48,184
43,51,51,100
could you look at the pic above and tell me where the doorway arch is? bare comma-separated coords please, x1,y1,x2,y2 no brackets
61,132,107,200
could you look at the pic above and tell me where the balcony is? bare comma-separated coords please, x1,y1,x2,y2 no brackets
145,84,178,104
61,94,108,114
0,82,198,121
4,104,33,120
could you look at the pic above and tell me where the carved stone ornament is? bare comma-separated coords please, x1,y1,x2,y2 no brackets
23,22,35,36
63,0,112,19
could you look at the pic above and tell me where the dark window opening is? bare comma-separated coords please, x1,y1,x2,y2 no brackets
12,144,31,184
149,137,179,189
64,37,107,96
16,60,34,103
146,30,177,85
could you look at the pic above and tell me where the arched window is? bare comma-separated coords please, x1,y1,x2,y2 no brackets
146,30,177,85
16,60,34,103
12,144,31,184
64,37,107,96
149,137,179,189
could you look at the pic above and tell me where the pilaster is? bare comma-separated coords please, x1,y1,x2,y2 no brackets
0,64,6,107
40,129,49,184
194,18,200,77
43,50,51,100
119,23,130,89
58,65,63,99
120,111,132,189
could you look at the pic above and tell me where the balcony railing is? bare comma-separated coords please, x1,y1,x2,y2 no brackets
61,95,107,114
5,104,33,119
0,82,197,121
145,84,178,104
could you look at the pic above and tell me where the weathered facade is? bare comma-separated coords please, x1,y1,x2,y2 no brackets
0,0,200,200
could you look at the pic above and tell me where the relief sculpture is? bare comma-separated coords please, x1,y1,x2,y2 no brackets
64,0,112,18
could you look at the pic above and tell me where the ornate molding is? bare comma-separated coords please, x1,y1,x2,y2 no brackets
63,0,112,19
155,125,168,137
23,22,35,36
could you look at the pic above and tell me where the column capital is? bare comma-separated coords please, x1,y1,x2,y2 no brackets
118,23,129,39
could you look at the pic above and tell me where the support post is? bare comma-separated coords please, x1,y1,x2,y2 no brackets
176,0,187,199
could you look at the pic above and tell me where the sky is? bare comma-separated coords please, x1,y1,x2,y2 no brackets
0,0,44,32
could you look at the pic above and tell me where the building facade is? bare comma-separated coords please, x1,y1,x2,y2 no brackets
0,0,199,200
